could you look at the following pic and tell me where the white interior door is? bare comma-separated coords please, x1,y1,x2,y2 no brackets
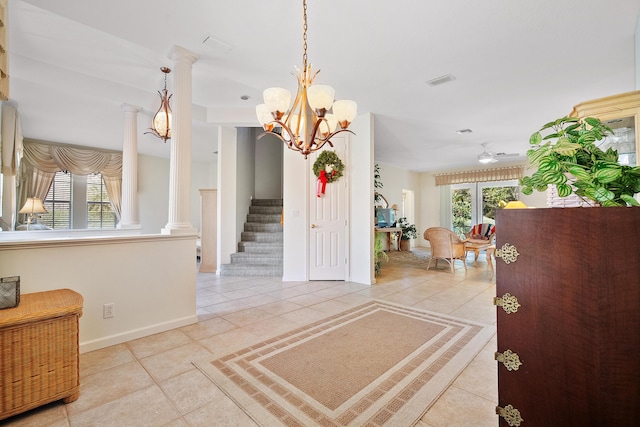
309,136,348,280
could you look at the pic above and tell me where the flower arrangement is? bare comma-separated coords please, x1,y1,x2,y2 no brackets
396,217,417,241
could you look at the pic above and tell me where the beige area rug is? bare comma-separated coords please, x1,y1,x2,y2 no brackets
385,249,432,268
194,300,495,427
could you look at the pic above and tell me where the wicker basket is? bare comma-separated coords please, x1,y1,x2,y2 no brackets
0,289,83,420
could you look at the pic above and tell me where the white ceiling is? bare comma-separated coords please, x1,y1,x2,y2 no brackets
8,0,640,172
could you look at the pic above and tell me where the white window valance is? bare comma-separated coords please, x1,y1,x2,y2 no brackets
17,140,123,226
434,166,524,186
22,140,122,178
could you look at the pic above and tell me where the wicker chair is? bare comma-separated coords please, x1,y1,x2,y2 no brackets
424,227,467,274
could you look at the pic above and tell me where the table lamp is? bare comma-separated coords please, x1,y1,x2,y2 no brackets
18,197,48,230
504,201,528,209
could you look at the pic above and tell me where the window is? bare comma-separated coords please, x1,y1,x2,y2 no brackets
40,171,116,230
41,171,72,229
87,173,116,229
450,180,519,236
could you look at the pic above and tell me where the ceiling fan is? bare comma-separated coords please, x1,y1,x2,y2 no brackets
477,143,519,164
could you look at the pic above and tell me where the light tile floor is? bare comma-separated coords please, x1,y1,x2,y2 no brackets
3,248,498,427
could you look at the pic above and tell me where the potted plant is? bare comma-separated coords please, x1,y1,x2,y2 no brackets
520,116,640,206
374,233,388,275
396,217,417,251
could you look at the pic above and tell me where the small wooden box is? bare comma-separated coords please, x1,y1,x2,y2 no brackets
0,289,83,420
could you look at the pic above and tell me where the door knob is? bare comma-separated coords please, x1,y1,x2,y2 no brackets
311,224,317,228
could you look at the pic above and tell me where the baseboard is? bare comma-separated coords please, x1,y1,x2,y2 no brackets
79,314,198,354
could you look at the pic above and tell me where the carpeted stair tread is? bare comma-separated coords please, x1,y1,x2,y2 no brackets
219,264,283,277
238,242,283,253
220,198,283,277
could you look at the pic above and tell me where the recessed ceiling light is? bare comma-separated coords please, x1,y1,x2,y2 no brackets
240,95,250,101
456,128,473,134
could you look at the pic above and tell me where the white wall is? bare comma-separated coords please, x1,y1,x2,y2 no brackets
217,126,238,268
418,172,440,246
255,132,283,199
636,12,640,89
138,154,214,234
349,113,376,284
282,145,309,281
235,128,256,243
374,162,420,248
0,234,197,353
375,162,420,217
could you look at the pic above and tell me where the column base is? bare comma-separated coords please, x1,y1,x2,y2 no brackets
117,223,142,230
161,224,198,235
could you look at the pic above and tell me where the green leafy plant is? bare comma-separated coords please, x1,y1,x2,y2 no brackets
374,163,384,205
396,217,417,241
374,232,388,276
520,116,640,207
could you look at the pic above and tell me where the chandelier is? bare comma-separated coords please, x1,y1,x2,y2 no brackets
146,67,172,142
256,0,357,158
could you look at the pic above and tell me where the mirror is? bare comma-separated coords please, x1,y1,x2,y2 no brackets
599,116,636,166
374,192,388,208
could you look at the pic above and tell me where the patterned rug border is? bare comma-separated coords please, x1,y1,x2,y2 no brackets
193,300,495,427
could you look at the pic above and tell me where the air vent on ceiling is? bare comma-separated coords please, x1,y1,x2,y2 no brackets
426,74,456,87
201,34,233,52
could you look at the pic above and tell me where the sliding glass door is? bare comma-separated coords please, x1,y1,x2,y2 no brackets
451,180,519,235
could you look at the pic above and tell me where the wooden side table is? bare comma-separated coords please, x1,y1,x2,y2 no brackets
375,227,402,251
0,289,83,421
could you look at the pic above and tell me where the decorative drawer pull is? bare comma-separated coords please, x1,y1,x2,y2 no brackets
494,293,521,314
496,404,523,426
495,243,520,264
495,350,523,371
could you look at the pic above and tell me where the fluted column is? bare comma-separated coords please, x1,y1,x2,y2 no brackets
118,103,142,229
161,45,199,235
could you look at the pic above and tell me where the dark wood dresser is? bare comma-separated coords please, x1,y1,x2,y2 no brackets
495,207,640,426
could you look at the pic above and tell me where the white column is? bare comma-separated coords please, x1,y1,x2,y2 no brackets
162,45,199,235
119,103,142,229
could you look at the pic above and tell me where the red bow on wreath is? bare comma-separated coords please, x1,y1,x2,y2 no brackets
316,170,337,197
317,170,327,197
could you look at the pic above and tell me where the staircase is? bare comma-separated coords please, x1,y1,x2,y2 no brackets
220,198,283,277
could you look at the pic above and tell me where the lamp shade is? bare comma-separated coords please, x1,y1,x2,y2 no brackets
318,114,337,136
255,104,272,126
504,201,528,209
152,100,172,139
307,85,335,110
332,100,357,126
19,197,47,214
263,87,291,114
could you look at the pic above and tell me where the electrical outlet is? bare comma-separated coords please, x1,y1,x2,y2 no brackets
103,303,114,319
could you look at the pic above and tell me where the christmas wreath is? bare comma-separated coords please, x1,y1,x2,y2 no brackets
313,151,345,183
